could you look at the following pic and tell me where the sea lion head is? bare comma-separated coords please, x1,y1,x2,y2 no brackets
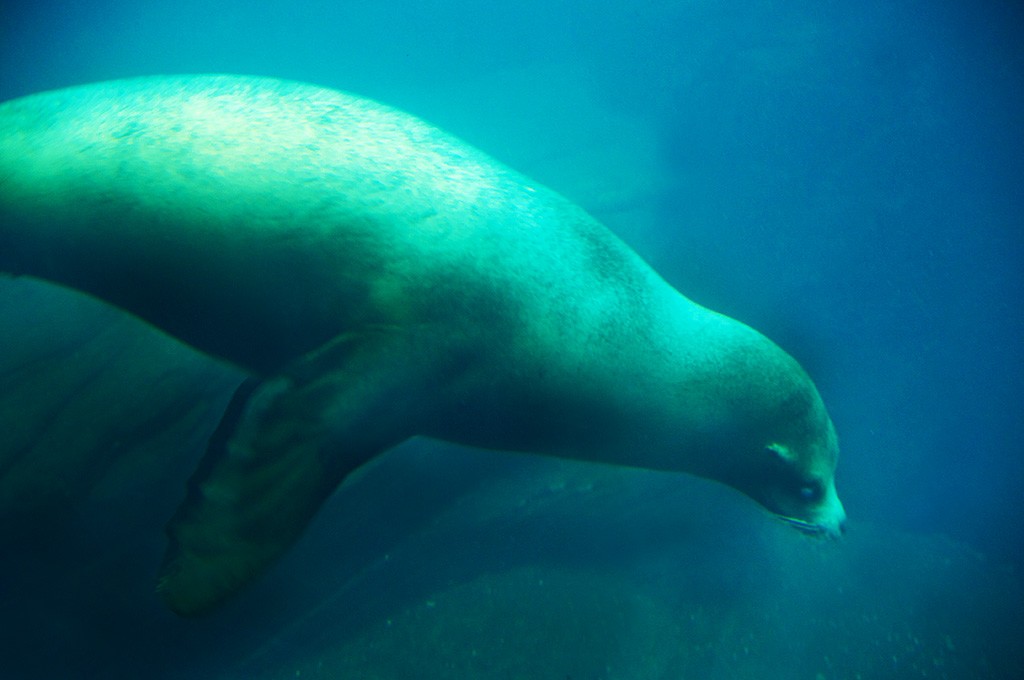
683,321,846,539
722,384,846,538
755,420,845,538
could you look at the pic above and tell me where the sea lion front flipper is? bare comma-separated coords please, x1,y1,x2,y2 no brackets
156,330,431,616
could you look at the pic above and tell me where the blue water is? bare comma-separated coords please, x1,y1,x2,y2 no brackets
1,1,1021,677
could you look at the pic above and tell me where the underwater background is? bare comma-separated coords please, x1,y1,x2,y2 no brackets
0,0,1021,678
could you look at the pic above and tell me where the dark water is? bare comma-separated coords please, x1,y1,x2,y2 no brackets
1,1,1021,678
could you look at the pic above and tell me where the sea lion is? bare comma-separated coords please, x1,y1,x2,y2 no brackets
0,75,845,615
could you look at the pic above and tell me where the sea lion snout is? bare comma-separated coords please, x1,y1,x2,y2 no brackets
769,480,846,538
808,486,847,539
820,484,847,538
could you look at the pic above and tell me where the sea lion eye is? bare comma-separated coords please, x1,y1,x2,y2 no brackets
798,484,821,502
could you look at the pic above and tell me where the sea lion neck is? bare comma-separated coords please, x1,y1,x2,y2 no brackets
578,289,809,481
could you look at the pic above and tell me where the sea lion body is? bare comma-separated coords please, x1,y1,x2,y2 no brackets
0,76,845,615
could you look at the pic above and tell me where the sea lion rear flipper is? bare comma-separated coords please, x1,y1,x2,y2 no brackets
156,330,426,616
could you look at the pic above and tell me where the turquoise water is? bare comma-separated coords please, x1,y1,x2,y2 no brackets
1,1,1021,677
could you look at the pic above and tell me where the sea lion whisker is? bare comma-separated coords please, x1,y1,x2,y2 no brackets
774,514,827,535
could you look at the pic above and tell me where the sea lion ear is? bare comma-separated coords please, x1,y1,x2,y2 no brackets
766,442,796,463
